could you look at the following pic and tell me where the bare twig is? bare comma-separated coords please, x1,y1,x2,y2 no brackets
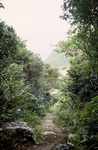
88,143,96,150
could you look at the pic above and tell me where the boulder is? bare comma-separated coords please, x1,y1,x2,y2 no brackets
0,121,38,149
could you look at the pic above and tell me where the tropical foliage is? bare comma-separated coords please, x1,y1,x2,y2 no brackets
0,20,60,128
0,0,98,149
54,0,98,149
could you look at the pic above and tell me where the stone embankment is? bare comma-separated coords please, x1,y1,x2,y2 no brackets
0,121,37,149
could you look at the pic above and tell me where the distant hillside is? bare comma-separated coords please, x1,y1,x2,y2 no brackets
45,51,70,69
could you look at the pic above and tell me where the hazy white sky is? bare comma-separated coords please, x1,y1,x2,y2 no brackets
0,0,70,60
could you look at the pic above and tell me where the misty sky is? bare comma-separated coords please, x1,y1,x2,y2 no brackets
0,0,70,60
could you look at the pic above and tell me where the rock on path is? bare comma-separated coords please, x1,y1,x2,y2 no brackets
28,113,71,150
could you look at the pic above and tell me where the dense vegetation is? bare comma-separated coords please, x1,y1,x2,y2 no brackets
0,20,60,129
54,0,98,149
45,51,70,69
0,0,98,149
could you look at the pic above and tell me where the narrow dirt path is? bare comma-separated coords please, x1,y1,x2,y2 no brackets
28,113,71,150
